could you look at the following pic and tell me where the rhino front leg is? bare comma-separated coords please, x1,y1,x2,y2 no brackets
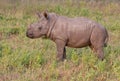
55,39,66,61
63,48,66,59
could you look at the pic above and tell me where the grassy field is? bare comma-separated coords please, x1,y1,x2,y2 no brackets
0,0,120,81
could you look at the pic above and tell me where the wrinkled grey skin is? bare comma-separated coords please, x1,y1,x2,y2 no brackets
26,11,109,61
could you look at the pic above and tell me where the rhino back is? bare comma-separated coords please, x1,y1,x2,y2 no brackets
51,16,104,48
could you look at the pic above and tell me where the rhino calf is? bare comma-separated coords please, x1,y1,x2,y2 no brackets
26,11,108,61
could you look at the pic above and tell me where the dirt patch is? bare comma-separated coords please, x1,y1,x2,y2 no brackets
0,73,19,81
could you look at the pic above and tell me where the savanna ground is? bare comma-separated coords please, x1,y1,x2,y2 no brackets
0,0,120,81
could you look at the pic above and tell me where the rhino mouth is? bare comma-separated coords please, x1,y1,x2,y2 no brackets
26,32,34,39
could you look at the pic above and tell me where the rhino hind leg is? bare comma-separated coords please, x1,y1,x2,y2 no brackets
89,44,104,60
96,47,104,60
89,34,105,60
89,27,107,60
93,46,104,60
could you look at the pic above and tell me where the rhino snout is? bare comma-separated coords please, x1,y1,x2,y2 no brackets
26,31,34,38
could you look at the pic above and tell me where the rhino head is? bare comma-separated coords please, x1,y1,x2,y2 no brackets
26,11,57,39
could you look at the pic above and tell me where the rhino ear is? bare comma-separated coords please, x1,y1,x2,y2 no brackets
43,11,49,20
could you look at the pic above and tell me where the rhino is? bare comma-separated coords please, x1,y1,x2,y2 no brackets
26,11,109,61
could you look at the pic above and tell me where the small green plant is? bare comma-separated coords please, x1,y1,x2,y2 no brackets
71,51,80,65
80,8,90,17
35,53,46,66
21,53,31,68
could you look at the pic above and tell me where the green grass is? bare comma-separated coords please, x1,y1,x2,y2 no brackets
0,0,120,81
